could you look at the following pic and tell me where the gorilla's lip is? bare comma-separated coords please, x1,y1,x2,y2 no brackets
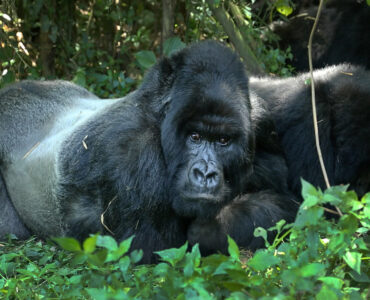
180,192,223,203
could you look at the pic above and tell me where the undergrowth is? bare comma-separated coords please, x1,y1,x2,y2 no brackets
0,180,369,299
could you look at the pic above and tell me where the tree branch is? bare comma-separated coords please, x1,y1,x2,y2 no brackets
206,0,264,75
307,0,343,216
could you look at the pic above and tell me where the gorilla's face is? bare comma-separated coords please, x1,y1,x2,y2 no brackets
161,72,254,219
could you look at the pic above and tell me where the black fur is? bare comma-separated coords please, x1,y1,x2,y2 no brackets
250,64,370,196
188,63,370,253
272,0,370,71
0,41,295,262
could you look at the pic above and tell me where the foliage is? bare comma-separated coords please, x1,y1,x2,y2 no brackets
0,0,297,95
1,181,368,299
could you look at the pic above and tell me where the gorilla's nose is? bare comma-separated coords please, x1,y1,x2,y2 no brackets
189,160,221,190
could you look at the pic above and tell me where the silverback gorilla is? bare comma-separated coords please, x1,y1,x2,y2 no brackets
0,41,295,263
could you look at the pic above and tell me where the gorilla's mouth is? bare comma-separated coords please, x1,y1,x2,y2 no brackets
171,187,232,219
180,191,224,203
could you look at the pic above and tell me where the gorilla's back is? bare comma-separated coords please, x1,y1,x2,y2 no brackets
0,80,118,237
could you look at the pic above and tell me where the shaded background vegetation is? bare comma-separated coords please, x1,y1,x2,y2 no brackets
0,0,296,97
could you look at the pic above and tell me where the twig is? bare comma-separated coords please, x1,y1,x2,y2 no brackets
307,0,343,217
100,195,117,235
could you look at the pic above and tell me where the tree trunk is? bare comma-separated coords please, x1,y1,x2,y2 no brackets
162,0,176,50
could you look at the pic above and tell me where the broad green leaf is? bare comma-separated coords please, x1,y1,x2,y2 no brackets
86,288,109,300
153,262,170,276
83,235,97,254
135,50,156,70
87,250,107,267
318,277,343,289
119,256,131,275
248,249,280,271
300,263,326,277
53,237,82,252
96,235,118,251
276,0,293,16
184,244,201,277
343,251,362,274
301,178,320,207
155,242,187,266
130,249,143,264
227,236,240,260
276,5,293,16
316,285,338,300
295,206,324,228
228,291,249,300
163,37,185,57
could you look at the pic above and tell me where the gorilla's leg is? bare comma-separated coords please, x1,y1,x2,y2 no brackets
0,171,31,239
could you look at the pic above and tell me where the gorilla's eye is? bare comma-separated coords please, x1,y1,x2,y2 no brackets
190,132,201,142
218,137,230,146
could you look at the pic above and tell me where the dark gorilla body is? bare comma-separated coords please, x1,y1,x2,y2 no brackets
187,64,370,253
251,64,370,196
0,41,295,263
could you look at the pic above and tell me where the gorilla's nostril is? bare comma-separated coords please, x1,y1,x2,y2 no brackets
206,171,219,185
193,168,206,183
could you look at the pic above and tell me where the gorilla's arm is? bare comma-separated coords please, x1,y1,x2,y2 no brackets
0,171,30,239
188,190,297,254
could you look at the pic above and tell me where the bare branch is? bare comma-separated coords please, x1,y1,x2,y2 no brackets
307,0,343,216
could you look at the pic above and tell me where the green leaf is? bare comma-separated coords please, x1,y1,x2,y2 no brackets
130,249,143,264
153,262,170,276
155,242,187,266
367,0,370,6
86,288,109,300
227,236,240,260
300,263,326,277
87,250,107,267
301,178,320,207
343,251,362,274
102,235,134,262
248,249,280,271
316,285,338,300
253,227,269,246
119,256,131,275
184,244,201,277
135,50,156,70
163,37,186,57
83,235,97,254
228,291,250,300
276,0,293,16
53,237,82,252
96,235,118,251
295,206,324,228
318,277,343,289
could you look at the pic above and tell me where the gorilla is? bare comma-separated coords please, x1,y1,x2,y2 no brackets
187,63,370,253
272,0,370,71
0,41,296,263
250,64,370,197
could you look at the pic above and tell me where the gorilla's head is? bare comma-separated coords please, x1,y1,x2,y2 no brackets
142,41,254,219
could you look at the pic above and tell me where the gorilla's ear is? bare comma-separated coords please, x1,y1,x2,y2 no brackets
139,49,187,111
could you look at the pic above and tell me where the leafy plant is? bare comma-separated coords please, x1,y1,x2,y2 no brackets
1,181,368,299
